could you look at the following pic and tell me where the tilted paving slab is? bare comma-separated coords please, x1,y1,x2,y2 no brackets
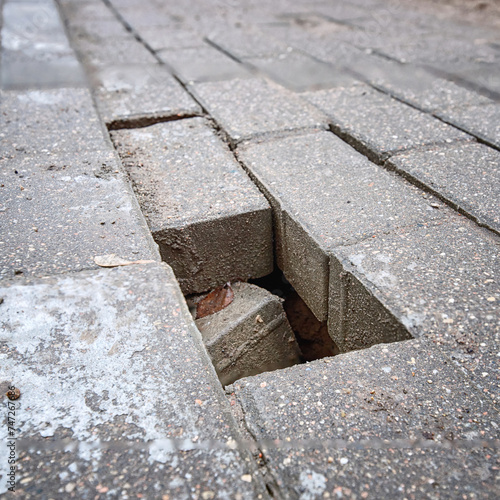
88,63,201,128
232,339,500,499
237,131,446,323
0,262,262,499
190,78,328,144
333,218,500,404
196,282,301,386
386,142,500,234
302,84,472,163
111,118,273,294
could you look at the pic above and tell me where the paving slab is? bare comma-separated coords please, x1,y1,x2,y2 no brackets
196,282,301,386
157,45,251,84
302,84,472,163
190,78,328,144
0,262,262,499
386,142,500,234
111,118,273,294
89,63,201,128
233,339,500,498
437,103,500,150
137,26,205,52
333,219,500,403
0,88,109,159
238,130,446,322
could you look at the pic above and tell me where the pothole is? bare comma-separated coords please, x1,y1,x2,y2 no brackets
186,267,339,387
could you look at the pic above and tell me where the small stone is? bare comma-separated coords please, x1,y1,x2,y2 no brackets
241,474,252,483
202,492,215,500
65,483,76,493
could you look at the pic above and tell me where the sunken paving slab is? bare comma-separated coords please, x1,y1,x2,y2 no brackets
333,218,500,404
190,78,328,144
0,262,262,499
111,118,273,294
302,84,472,163
232,339,500,499
89,64,201,128
237,130,446,323
0,148,159,281
386,142,500,234
196,282,301,386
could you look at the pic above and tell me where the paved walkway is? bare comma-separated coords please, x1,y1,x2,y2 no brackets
0,0,499,498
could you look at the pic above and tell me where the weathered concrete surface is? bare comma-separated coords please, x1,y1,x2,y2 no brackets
190,78,328,144
232,339,500,498
112,118,273,294
0,262,263,498
196,282,302,386
333,218,500,404
387,142,500,234
302,84,472,163
139,26,205,52
238,130,446,323
89,63,201,128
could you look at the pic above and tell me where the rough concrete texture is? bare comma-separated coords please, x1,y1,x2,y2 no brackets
333,218,500,404
387,142,500,234
158,45,251,83
0,262,262,498
302,84,472,163
190,78,328,144
238,131,447,322
139,27,205,52
232,339,500,498
196,282,302,386
112,118,273,294
89,63,201,128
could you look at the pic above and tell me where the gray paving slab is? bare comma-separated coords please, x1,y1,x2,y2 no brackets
333,219,500,403
111,118,273,294
196,282,301,386
437,103,500,150
0,88,108,159
0,148,159,280
137,26,205,52
0,262,262,498
157,45,251,84
232,339,499,498
190,78,328,144
89,63,201,128
66,18,131,41
245,50,356,92
387,142,500,234
302,84,472,163
444,62,500,98
237,130,446,322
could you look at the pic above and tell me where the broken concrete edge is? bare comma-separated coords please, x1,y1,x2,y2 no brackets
105,111,202,131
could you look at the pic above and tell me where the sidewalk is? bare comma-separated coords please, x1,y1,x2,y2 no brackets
1,0,499,498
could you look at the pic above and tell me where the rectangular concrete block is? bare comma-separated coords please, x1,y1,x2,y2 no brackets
190,77,328,144
138,27,205,52
302,84,472,163
387,142,500,234
111,118,273,294
0,262,261,498
238,131,446,322
196,282,301,386
89,63,202,128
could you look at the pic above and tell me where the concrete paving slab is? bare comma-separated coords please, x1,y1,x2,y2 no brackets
387,142,500,234
111,118,273,294
245,50,356,92
233,339,499,498
67,18,131,41
333,219,500,403
302,84,472,163
238,131,446,322
0,149,159,280
0,262,261,498
89,63,201,128
190,78,328,144
0,88,108,159
437,103,500,150
158,45,251,84
137,26,205,52
196,282,301,386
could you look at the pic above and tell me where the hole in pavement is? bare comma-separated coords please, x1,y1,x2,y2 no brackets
186,267,339,387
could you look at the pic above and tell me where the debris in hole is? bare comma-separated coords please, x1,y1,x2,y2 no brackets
284,291,340,361
192,282,302,386
196,282,234,319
